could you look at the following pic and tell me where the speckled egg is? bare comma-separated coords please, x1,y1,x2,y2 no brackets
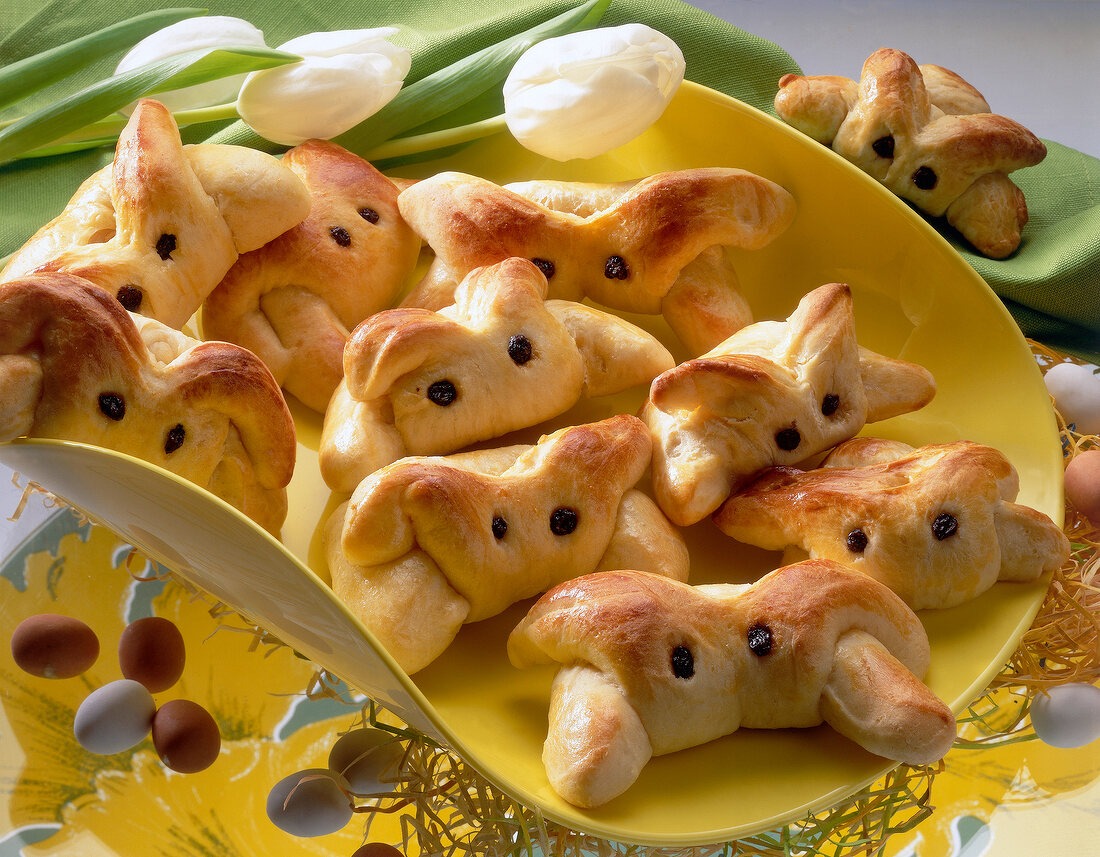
74,679,156,754
152,699,221,773
1044,362,1100,435
118,616,186,693
1064,449,1100,526
11,613,99,679
266,768,352,837
327,727,404,794
1030,682,1100,748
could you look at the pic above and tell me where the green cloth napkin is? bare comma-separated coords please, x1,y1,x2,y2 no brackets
2,0,1097,359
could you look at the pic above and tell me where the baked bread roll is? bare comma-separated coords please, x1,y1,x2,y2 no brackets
713,438,1070,609
324,414,689,673
1,99,311,327
0,273,296,533
396,168,796,353
774,48,1046,258
320,257,675,492
640,282,935,526
508,561,956,808
202,140,421,413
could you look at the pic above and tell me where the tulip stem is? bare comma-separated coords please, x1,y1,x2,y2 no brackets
363,114,509,161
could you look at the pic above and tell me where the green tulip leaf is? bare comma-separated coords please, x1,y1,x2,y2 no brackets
0,45,299,163
0,8,208,111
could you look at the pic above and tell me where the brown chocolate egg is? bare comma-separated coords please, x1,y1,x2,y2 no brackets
151,699,221,773
352,845,405,857
118,616,186,693
1065,449,1100,526
11,613,99,678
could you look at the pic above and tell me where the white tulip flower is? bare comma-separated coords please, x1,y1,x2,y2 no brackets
237,28,411,146
502,23,685,161
114,16,268,112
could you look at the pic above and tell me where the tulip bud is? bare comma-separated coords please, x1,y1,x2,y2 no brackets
502,23,685,161
237,29,411,146
114,16,268,112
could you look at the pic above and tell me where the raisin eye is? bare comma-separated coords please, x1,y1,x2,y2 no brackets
912,167,937,190
872,135,895,158
932,512,958,540
164,424,186,454
846,528,869,552
116,285,143,312
604,255,629,280
549,507,578,535
155,233,176,260
670,645,694,679
508,334,533,365
821,394,840,416
330,226,352,246
98,393,125,421
775,427,801,451
426,380,457,406
747,623,773,656
531,258,555,279
491,516,508,540
358,207,379,224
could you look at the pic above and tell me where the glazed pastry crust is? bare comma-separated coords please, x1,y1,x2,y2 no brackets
202,140,421,413
397,169,795,352
641,283,935,526
509,562,956,807
319,257,674,492
325,415,689,673
1,100,311,328
0,272,296,533
774,48,1046,258
714,439,1071,609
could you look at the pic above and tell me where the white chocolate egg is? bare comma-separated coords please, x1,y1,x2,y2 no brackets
1044,362,1100,435
266,768,352,837
74,679,156,754
1030,682,1100,748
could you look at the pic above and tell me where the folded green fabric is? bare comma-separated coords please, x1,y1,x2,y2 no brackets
1,0,1096,359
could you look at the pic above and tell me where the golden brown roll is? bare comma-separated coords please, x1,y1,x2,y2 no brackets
509,561,956,808
774,48,1046,258
0,272,296,534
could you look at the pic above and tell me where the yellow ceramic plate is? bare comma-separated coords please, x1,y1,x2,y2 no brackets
0,81,1064,847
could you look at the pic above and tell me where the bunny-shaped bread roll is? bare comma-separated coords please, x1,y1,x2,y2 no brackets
0,273,296,533
640,283,935,526
396,168,796,353
713,438,1070,609
202,140,421,413
324,415,689,673
320,257,675,492
1,99,311,328
774,48,1046,258
508,562,956,808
